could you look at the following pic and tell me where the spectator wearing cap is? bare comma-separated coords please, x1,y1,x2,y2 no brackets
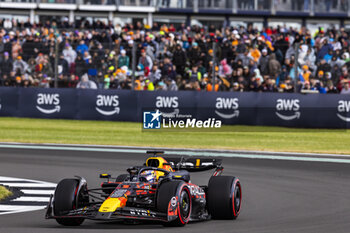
323,72,333,84
12,40,22,60
316,70,324,81
63,44,77,67
188,42,201,66
83,51,92,64
148,64,161,84
14,75,22,87
187,64,202,89
232,82,242,92
161,56,173,77
13,56,27,75
144,79,155,91
317,38,333,62
235,48,252,68
258,48,269,76
58,54,69,76
157,44,172,61
301,65,311,82
172,44,187,76
41,59,53,78
164,77,178,91
299,47,316,71
0,52,13,77
268,53,281,78
250,45,261,63
138,49,153,71
118,50,130,68
3,35,10,53
220,40,231,61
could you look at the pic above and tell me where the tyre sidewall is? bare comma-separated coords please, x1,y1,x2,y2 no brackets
157,181,192,226
207,176,242,220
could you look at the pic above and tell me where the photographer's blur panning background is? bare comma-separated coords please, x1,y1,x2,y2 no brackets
0,0,349,93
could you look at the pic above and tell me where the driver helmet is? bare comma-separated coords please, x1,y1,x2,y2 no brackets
140,170,156,183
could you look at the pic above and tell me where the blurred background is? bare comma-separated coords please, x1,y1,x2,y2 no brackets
0,0,350,94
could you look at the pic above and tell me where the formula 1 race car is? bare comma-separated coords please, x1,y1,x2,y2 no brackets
46,151,242,227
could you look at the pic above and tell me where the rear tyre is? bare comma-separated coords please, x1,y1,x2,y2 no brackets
207,176,242,220
53,179,86,226
157,181,192,227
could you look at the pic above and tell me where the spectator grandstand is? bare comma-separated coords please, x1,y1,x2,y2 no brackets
0,0,349,93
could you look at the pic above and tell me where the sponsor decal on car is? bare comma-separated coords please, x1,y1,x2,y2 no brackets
110,189,127,198
189,186,205,196
129,208,156,217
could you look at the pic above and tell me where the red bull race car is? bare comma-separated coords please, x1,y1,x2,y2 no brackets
46,151,242,227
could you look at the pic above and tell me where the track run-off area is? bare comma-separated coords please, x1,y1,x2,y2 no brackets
0,143,350,233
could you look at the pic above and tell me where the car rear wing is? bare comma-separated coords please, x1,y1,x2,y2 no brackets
164,157,223,172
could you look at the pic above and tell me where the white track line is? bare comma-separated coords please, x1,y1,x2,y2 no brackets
0,176,56,215
0,176,56,186
1,142,350,157
0,183,56,188
21,190,54,195
13,196,50,202
0,205,47,215
0,143,350,164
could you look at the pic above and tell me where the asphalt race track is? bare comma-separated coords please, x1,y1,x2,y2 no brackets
1,146,350,233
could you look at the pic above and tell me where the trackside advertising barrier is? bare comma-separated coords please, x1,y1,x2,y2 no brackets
0,87,350,128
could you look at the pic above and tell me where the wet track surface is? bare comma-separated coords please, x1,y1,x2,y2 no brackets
1,147,350,233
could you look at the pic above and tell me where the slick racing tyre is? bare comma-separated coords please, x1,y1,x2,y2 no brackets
157,181,192,227
207,176,242,220
53,179,87,226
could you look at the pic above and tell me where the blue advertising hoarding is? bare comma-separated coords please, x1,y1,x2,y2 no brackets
1,87,350,129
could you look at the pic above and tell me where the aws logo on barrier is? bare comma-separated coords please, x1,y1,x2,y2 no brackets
96,95,120,116
36,93,60,114
337,100,350,122
156,96,179,115
215,98,239,119
275,99,300,120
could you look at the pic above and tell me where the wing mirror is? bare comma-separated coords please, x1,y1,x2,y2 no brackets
99,173,111,179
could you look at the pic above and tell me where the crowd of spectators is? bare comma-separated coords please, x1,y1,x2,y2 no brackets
1,18,350,94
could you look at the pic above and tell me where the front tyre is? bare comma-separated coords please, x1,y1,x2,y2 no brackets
53,179,87,226
157,181,192,227
207,176,242,220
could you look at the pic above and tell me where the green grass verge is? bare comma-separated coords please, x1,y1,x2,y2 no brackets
0,185,12,201
0,117,349,154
